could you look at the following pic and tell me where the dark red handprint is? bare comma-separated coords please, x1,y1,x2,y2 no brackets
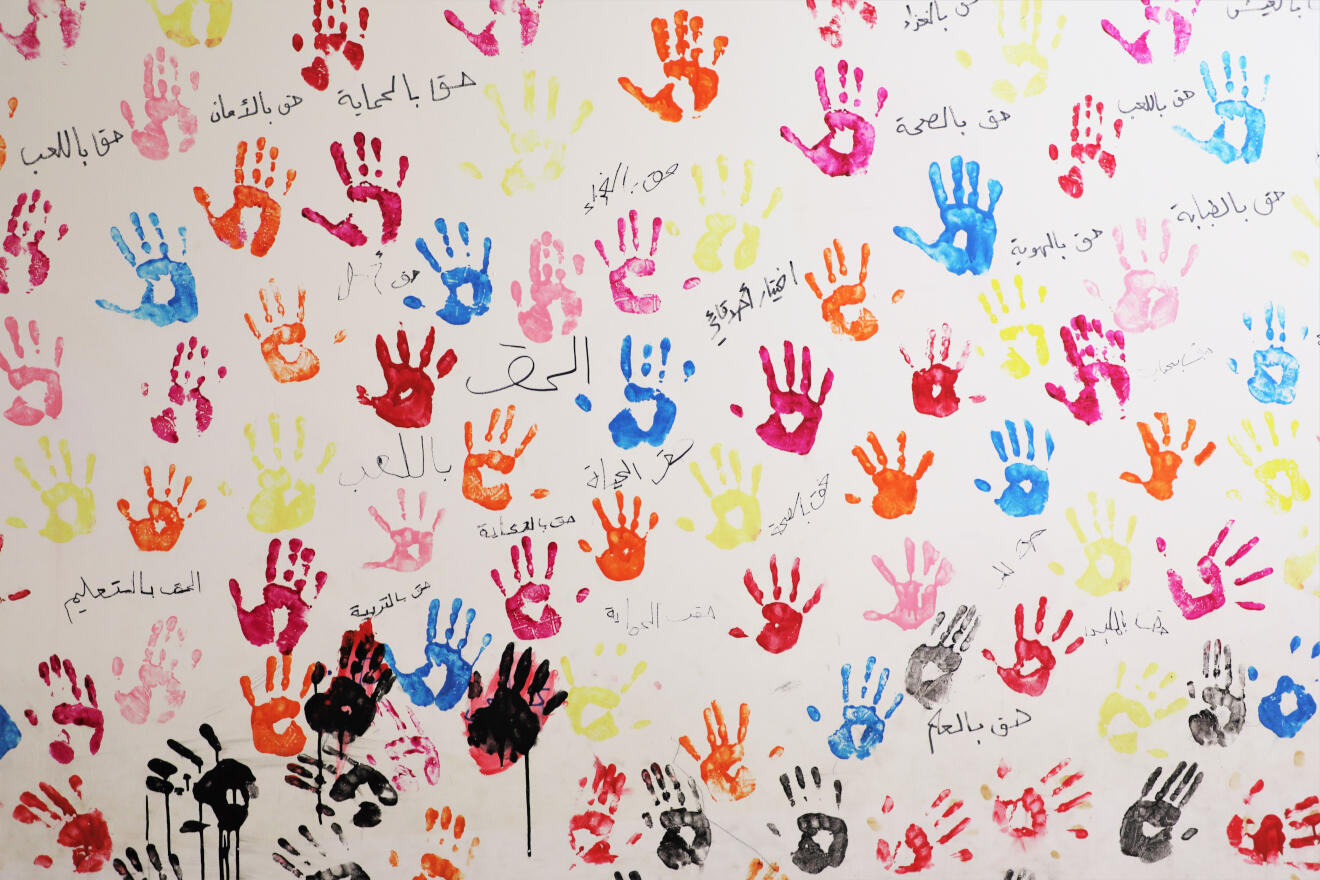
10,775,112,873
899,323,972,418
1049,95,1122,198
463,641,567,775
302,132,409,246
729,555,822,654
292,0,368,91
0,189,67,295
355,328,457,428
229,537,328,654
1045,314,1130,425
749,340,833,455
1156,520,1272,620
36,655,103,763
982,597,1083,697
492,536,562,640
148,336,226,444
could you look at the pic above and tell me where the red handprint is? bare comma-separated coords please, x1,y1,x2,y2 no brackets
899,323,972,418
1044,314,1130,425
229,537,328,654
751,341,833,455
806,0,877,48
302,132,409,246
491,536,562,640
292,0,368,91
618,9,728,122
10,775,111,873
568,757,628,864
1049,95,1121,198
874,789,973,873
36,654,103,763
982,596,1083,697
1227,779,1320,870
729,555,822,654
356,328,457,428
147,336,226,444
991,759,1092,848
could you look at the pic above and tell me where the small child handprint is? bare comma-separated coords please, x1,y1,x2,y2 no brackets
806,0,877,47
865,537,953,630
302,132,409,246
145,0,233,47
245,281,341,383
979,275,1050,378
356,327,457,428
462,405,538,511
728,554,823,654
99,211,197,326
1049,94,1121,198
560,642,650,741
120,46,199,161
1101,0,1201,64
780,59,887,177
806,239,879,341
678,700,755,801
511,230,584,341
691,155,783,273
974,419,1054,517
492,536,563,640
607,335,695,450
243,413,337,532
1087,217,1197,332
899,323,972,418
982,595,1083,697
1050,492,1135,597
0,189,67,295
954,0,1066,103
1229,303,1306,405
595,210,668,315
445,0,544,55
1097,660,1189,755
293,0,368,91
748,340,833,455
1157,519,1272,619
1045,314,1130,425
110,616,201,725
410,218,494,325
240,653,316,755
146,336,226,444
579,491,659,582
618,9,728,122
1119,412,1215,500
1174,50,1268,164
0,316,63,426
9,436,95,543
893,155,1003,276
195,138,297,257
385,597,490,711
676,443,762,549
363,488,443,572
1227,411,1311,513
10,774,112,873
230,537,327,654
851,430,933,519
808,657,902,760
117,464,205,552
36,654,103,763
1249,635,1318,739
1187,638,1246,747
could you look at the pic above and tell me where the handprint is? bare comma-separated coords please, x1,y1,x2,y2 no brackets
363,697,442,791
194,138,297,256
364,488,443,572
286,742,398,827
464,641,567,774
560,642,649,741
974,419,1054,517
1227,411,1311,513
1229,303,1307,405
120,46,198,160
808,657,902,760
1087,217,1197,332
1174,51,1268,164
1250,635,1319,739
386,597,491,711
292,0,368,91
304,621,395,742
579,492,659,582
1226,778,1320,869
1119,413,1215,500
1051,492,1135,597
245,281,341,383
608,335,695,449
240,653,316,756
145,0,233,47
1101,0,1200,63
679,700,755,801
273,821,367,879
865,538,953,630
676,443,762,549
640,762,711,868
445,0,544,55
893,156,1003,276
899,324,972,418
355,327,457,428
691,155,782,272
0,315,62,426
1119,760,1202,863
852,430,934,519
990,759,1092,848
462,405,538,511
569,758,627,864
1156,519,1272,619
10,436,95,543
750,340,833,454
0,189,67,294
1187,639,1246,747
770,766,847,874
982,596,1083,697
1097,660,1189,755
229,537,328,654
10,775,112,873
873,788,973,872
595,210,666,314
780,59,887,177
0,0,86,60
147,336,225,444
244,413,337,532
98,211,197,326
806,239,878,341
409,218,494,325
302,132,408,246
492,535,563,639
36,654,103,763
1049,95,1121,198
730,555,822,653
954,0,1066,103
806,0,877,47
904,604,979,709
110,843,183,880
1044,314,1129,424
979,275,1049,378
110,616,201,725
512,231,584,341
618,10,728,122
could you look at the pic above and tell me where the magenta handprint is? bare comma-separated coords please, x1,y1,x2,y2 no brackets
1,316,62,426
1044,315,1129,425
444,0,544,56
147,337,226,444
511,231,584,342
1101,0,1201,64
364,489,442,572
780,60,886,177
0,0,86,60
864,538,953,630
899,323,972,418
1156,520,1272,620
595,210,665,314
302,132,409,246
729,555,823,654
751,340,833,455
806,0,877,48
0,189,67,295
36,654,103,764
120,46,199,161
491,535,563,640
229,537,328,654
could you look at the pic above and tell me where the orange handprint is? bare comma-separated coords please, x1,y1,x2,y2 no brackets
805,239,881,341
245,280,342,383
679,700,755,801
194,138,296,257
116,464,205,552
578,491,658,582
852,431,934,519
462,405,538,511
240,653,315,756
1119,412,1215,501
618,9,729,122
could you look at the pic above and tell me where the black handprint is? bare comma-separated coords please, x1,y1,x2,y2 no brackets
1188,639,1246,747
773,765,847,874
464,641,567,771
640,762,712,869
285,744,399,828
157,724,258,879
303,621,395,742
1119,760,1203,863
273,821,369,879
111,843,182,880
904,604,979,709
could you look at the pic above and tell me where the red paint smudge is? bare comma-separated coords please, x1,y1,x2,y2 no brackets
34,855,52,868
576,588,590,603
730,404,743,417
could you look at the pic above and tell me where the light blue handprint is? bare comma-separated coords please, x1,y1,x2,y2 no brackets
892,155,1002,276
1229,303,1307,405
1174,51,1269,165
606,335,695,450
0,704,22,761
974,419,1054,517
806,656,902,760
383,597,492,711
97,212,198,326
408,218,493,326
1248,636,1318,739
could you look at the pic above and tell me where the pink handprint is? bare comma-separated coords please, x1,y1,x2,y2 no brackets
147,336,226,444
110,616,201,725
1049,95,1121,199
1,316,62,426
864,538,953,630
1087,218,1197,333
511,231,584,342
364,489,442,572
491,535,563,639
444,0,544,56
1101,0,1201,64
1044,315,1129,425
365,697,442,791
119,46,199,161
292,0,368,91
729,555,823,654
0,189,67,295
0,0,86,60
302,132,409,246
750,340,833,455
780,60,887,177
595,210,664,314
36,654,103,764
899,324,972,418
982,596,1083,698
805,0,877,48
1156,520,1271,620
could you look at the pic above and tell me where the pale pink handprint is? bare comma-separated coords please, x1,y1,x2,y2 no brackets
595,210,666,314
1156,520,1272,620
1087,218,1198,333
1101,0,1201,65
444,0,544,56
780,59,887,178
865,538,954,630
0,189,68,295
365,697,442,791
120,46,199,161
1,316,62,426
364,488,443,572
511,230,584,342
110,616,202,725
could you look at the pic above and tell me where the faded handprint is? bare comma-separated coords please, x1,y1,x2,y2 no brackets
9,436,95,543
1249,636,1318,739
983,596,1083,697
771,766,848,874
363,697,442,792
246,281,342,383
579,492,658,582
1156,519,1272,619
356,327,457,428
692,155,783,272
110,843,184,880
493,535,563,639
1120,413,1215,500
676,443,762,549
904,605,979,709
230,537,327,654
1050,492,1135,597
853,430,934,519
388,806,478,878
899,324,972,418
806,239,878,341
385,596,491,711
1226,778,1320,869
608,335,695,449
1174,51,1269,164
1187,639,1246,747
1044,314,1130,425
445,0,544,55
0,0,86,60
640,762,711,868
569,758,627,864
409,218,494,325
145,0,233,47
110,616,200,725
146,336,226,444
729,555,822,654
1119,760,1202,863
1229,303,1307,405
302,132,408,246
293,0,368,91
780,60,887,177
619,10,728,122
865,538,953,630
240,653,315,756
990,759,1092,848
1087,218,1197,332
679,700,755,801
98,211,197,326
979,275,1049,378
195,139,297,257
462,405,537,511
117,464,205,552
364,488,443,571
273,821,368,879
0,316,62,426
0,189,67,295
244,414,337,532
1097,661,1189,755
560,642,649,741
595,210,668,314
806,0,876,47
286,742,398,828
873,788,973,872
1227,411,1311,513
36,654,103,763
10,775,112,873
1049,95,1121,198
463,641,567,774
120,46,199,160
808,657,902,760
0,97,13,173
751,341,833,455
1101,0,1200,63
512,231,584,341
893,156,1003,276
954,0,1066,103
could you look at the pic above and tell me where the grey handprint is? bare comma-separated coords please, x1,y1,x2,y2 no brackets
1119,760,1202,864
904,604,979,709
1187,639,1246,747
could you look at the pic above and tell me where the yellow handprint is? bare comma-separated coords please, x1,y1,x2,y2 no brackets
8,436,95,543
560,642,650,742
1227,411,1312,513
144,0,233,48
243,413,337,533
1097,661,1188,756
955,0,1066,103
1284,527,1319,596
676,443,763,549
1048,492,1135,597
978,275,1050,379
1291,177,1318,266
691,156,783,273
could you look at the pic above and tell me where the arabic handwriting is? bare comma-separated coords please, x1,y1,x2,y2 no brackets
767,474,829,537
583,440,695,491
1170,188,1287,231
1137,342,1215,382
64,571,202,623
992,529,1048,584
338,252,385,300
894,104,1009,136
477,513,576,540
583,161,680,214
336,433,453,486
465,336,591,395
706,263,798,346
604,598,717,637
348,581,433,620
209,90,303,124
927,706,1032,754
1116,88,1197,116
903,0,982,32
336,71,476,116
1006,227,1105,266
1084,607,1172,645
1225,0,1319,18
19,126,125,168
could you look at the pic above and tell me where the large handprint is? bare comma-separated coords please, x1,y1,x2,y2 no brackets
462,405,538,511
194,139,297,257
355,328,457,428
1156,520,1271,619
386,597,491,711
780,60,886,177
120,46,198,161
492,535,563,640
1,316,62,426
464,641,567,774
865,538,953,630
729,555,823,654
1174,51,1268,165
230,537,327,654
97,211,197,326
893,156,1003,276
1101,0,1200,64
302,132,409,246
618,9,728,122
751,341,833,455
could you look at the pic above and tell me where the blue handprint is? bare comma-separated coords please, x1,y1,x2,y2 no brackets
974,419,1054,517
1229,303,1307,405
606,335,695,450
1174,51,1269,165
1249,636,1318,739
892,155,1003,276
806,656,902,760
97,212,198,326
408,218,493,326
0,704,22,761
383,597,492,711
